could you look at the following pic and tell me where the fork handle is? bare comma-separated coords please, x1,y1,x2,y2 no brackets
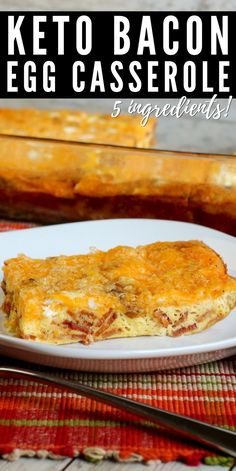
1,366,236,457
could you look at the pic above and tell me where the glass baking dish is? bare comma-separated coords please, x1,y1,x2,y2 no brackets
0,133,235,236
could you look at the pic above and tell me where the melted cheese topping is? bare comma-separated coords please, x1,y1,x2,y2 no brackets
4,240,236,307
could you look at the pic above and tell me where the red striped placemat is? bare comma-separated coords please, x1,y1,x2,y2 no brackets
0,221,235,465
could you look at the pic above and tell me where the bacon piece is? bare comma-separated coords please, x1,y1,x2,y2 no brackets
196,310,211,323
95,309,118,337
63,320,91,335
154,309,170,327
63,309,97,335
125,310,140,318
97,327,122,339
70,334,87,342
172,323,197,336
63,308,118,340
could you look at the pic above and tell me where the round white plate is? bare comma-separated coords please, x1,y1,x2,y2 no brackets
0,219,236,372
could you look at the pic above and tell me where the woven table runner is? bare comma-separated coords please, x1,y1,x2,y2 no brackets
0,221,235,465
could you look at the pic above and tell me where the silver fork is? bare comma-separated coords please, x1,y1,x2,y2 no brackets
0,365,235,457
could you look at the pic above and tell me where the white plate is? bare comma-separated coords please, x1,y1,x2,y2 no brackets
0,219,236,372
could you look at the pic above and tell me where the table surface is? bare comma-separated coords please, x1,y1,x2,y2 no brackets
0,0,236,469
